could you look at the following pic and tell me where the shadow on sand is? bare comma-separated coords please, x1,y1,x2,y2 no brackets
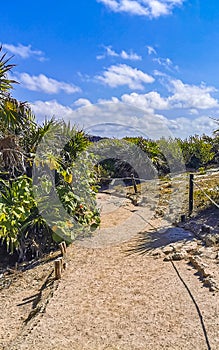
126,226,194,255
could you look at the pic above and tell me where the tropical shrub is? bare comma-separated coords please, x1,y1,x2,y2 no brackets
177,135,215,170
0,175,52,260
0,48,100,259
93,138,157,189
125,137,171,175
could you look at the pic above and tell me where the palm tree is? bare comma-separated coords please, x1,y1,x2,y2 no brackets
0,46,16,98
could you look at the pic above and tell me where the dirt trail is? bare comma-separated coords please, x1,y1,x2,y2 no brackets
6,242,219,350
1,192,219,350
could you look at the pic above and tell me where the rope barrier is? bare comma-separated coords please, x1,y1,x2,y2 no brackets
99,176,156,183
193,174,219,182
192,178,219,210
171,260,211,350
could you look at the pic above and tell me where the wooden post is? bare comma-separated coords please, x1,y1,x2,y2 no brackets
189,173,194,216
59,241,67,257
54,258,63,279
181,214,186,223
131,173,137,194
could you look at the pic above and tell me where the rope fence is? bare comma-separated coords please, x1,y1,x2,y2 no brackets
99,174,156,194
193,179,219,209
99,176,155,183
99,172,219,216
189,173,219,215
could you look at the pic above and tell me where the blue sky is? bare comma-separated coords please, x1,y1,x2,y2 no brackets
2,0,219,138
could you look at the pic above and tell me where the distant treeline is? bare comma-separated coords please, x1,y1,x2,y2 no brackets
124,133,219,174
90,132,219,181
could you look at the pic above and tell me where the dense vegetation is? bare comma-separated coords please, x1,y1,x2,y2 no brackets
97,133,219,182
124,134,219,175
0,48,100,261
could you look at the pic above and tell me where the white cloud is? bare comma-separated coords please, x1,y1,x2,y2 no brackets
96,64,154,89
168,79,218,109
153,57,179,71
29,75,219,139
31,100,74,122
121,91,169,111
97,46,142,61
77,72,91,83
189,109,199,115
147,45,157,55
3,43,46,61
148,0,169,17
120,50,142,60
97,0,185,18
31,99,218,140
97,46,118,59
168,116,218,139
97,0,149,16
13,72,81,94
31,99,172,139
73,98,93,107
153,69,168,77
117,79,219,111
30,76,219,139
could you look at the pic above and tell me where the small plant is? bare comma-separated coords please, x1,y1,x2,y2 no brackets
198,166,206,175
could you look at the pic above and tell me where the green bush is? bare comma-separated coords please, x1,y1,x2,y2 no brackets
0,49,100,259
0,175,37,252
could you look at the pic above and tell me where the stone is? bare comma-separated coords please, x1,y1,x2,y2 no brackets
151,249,163,257
184,241,198,253
189,256,207,270
162,246,174,255
164,251,187,261
172,243,184,252
203,277,218,292
202,268,212,278
172,251,187,261
200,248,217,259
163,255,172,262
204,234,218,247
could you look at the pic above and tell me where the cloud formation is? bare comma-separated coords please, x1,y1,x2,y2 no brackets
153,57,179,72
30,73,219,137
13,72,81,94
97,0,185,18
97,46,142,61
31,98,218,140
96,64,154,89
111,78,218,110
168,116,218,139
3,43,46,61
121,91,169,112
147,45,157,55
168,79,218,109
31,100,74,120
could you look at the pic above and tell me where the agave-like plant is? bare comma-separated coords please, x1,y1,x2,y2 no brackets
0,45,17,98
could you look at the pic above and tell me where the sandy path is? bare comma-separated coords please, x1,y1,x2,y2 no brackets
6,240,219,350
3,192,219,350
